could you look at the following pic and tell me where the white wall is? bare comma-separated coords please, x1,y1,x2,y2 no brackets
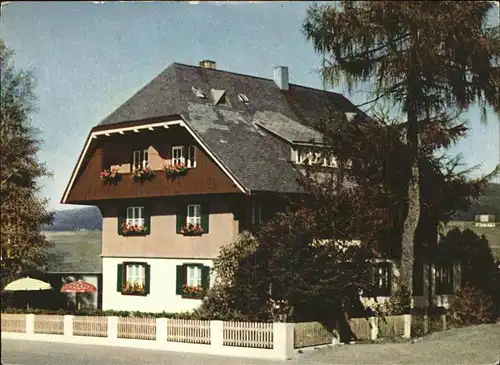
102,257,213,313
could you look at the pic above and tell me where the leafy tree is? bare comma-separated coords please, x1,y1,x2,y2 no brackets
0,40,53,289
197,114,487,327
303,1,499,295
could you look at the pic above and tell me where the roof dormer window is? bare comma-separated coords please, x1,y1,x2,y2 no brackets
237,93,249,103
192,86,206,98
210,89,228,106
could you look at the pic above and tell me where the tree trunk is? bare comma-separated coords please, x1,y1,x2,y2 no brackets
400,157,420,296
400,68,420,301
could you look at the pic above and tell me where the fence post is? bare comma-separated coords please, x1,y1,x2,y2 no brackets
273,323,294,360
26,314,35,334
403,314,411,339
369,317,378,340
210,320,223,348
423,315,429,335
64,315,73,336
108,316,118,339
156,318,167,342
441,314,447,330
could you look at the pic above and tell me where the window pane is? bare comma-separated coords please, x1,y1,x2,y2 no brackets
143,150,148,167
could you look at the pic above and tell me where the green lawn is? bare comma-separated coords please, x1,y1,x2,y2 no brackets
42,230,102,272
443,221,500,259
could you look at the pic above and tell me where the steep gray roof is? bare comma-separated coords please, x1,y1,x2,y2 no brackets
98,63,360,193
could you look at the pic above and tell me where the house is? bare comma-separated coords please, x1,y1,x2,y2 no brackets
61,60,459,313
475,214,496,228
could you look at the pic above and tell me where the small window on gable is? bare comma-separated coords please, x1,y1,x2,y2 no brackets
237,93,249,103
192,86,206,98
132,149,148,170
187,145,196,168
172,146,185,166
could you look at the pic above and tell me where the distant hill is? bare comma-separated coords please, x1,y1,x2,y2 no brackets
44,206,102,231
453,182,500,221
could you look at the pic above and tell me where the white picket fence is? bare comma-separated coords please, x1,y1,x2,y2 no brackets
0,313,412,359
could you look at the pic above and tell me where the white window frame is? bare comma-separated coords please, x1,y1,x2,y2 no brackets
252,201,262,225
172,146,185,166
295,147,338,167
125,263,146,287
186,265,202,287
126,206,145,227
187,204,201,226
133,149,148,170
187,145,197,168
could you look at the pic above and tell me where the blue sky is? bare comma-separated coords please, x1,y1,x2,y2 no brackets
1,1,499,211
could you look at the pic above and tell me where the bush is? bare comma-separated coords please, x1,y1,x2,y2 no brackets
1,307,203,319
451,284,496,326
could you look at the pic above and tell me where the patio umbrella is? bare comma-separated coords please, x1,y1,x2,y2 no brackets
3,276,53,309
61,281,97,310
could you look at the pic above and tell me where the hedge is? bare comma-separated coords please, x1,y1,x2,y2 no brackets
1,308,204,319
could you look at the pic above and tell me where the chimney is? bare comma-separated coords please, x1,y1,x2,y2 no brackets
199,60,216,69
273,66,289,91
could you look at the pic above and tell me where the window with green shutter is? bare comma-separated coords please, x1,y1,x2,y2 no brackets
119,206,150,236
176,205,186,234
176,263,210,299
120,261,149,296
116,264,123,292
201,204,209,233
177,203,208,236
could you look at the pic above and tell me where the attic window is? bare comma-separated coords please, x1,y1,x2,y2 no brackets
192,86,206,98
237,93,249,103
211,89,227,106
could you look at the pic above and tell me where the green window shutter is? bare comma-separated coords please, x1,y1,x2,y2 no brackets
176,265,185,294
144,208,151,235
201,203,210,233
144,264,151,294
201,266,210,290
176,205,186,234
118,209,125,235
117,264,123,292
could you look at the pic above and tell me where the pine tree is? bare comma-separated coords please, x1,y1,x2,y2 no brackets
303,1,499,295
0,40,53,289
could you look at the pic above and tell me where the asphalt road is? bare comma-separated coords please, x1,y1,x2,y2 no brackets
0,339,284,365
2,324,500,365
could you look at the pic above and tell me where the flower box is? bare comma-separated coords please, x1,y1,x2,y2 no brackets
100,168,121,185
164,163,188,177
122,281,146,296
121,222,149,236
133,166,156,182
181,284,204,299
180,224,204,236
